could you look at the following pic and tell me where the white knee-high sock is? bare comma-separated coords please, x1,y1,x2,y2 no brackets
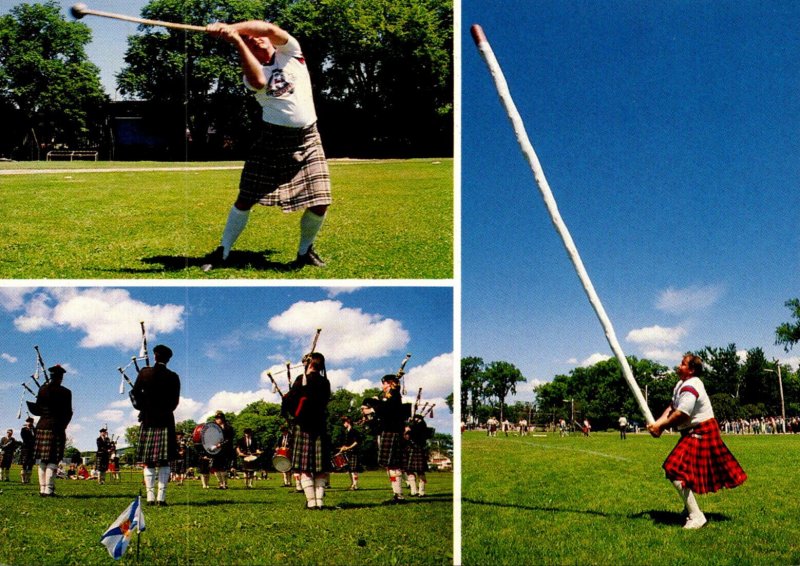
300,473,315,508
38,463,47,493
314,475,327,508
221,207,250,257
672,480,703,518
157,466,170,502
407,473,418,495
298,209,325,255
143,467,156,502
45,464,57,494
418,473,427,495
389,469,403,496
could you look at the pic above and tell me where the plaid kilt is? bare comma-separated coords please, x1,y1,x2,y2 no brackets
663,418,747,494
136,426,171,465
345,451,362,473
403,442,429,474
238,122,332,213
291,425,331,473
378,431,404,469
20,447,35,471
95,451,110,472
33,428,65,464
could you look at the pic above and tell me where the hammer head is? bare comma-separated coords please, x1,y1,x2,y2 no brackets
70,3,88,19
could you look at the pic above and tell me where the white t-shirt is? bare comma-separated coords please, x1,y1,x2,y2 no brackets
244,35,317,128
671,376,715,429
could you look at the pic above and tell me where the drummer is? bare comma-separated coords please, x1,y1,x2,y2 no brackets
236,428,262,488
132,344,181,506
210,411,235,489
283,352,332,510
338,416,362,490
276,426,293,488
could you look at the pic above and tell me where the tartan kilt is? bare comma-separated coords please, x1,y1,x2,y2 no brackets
663,418,747,494
196,455,211,475
238,122,332,213
136,426,171,465
20,447,35,471
403,442,429,474
345,451,362,473
33,428,65,464
291,425,331,473
95,452,110,472
171,458,186,475
378,431,404,469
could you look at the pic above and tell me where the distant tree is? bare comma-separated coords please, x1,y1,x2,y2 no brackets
695,344,742,398
63,446,82,465
482,361,525,423
0,1,107,158
445,392,453,414
461,356,484,426
775,298,800,352
124,424,140,458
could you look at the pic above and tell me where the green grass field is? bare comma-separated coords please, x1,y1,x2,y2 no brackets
0,467,453,565
0,159,452,279
462,430,800,565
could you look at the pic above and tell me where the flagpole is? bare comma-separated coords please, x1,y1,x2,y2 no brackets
137,490,142,562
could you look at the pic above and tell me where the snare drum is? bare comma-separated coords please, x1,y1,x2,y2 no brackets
331,452,349,471
243,455,258,463
192,422,224,455
272,447,291,472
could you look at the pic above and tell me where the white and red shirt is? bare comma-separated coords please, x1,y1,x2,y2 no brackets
244,35,317,128
671,376,714,429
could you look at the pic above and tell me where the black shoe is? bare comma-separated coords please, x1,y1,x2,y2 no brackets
201,246,227,272
293,246,326,268
156,501,168,507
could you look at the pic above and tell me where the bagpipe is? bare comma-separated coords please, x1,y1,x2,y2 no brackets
116,321,150,410
264,328,321,421
16,345,49,419
358,353,414,430
405,387,435,444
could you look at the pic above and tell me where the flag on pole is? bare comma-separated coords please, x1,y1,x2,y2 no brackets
100,496,145,560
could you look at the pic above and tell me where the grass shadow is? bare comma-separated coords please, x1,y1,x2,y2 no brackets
631,509,731,526
135,249,297,273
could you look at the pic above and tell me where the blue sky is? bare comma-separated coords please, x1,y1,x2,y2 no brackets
462,0,800,403
0,286,453,451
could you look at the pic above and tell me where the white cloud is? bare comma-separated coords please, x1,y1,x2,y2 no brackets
175,397,207,424
268,300,409,362
1,353,17,363
402,352,453,399
95,409,125,423
656,285,723,314
640,349,683,365
579,353,612,367
202,389,281,421
0,288,29,312
627,325,687,346
324,287,361,298
13,288,184,351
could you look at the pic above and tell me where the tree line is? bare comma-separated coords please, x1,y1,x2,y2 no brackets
463,298,800,431
0,0,452,160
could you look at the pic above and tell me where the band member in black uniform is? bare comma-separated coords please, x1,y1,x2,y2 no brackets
132,345,180,506
32,364,72,497
404,417,431,497
236,428,262,488
338,416,362,490
172,431,188,485
0,428,19,481
362,374,408,502
283,352,331,509
95,428,112,485
19,417,35,484
211,411,235,489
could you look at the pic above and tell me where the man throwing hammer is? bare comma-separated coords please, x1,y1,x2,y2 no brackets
203,20,331,270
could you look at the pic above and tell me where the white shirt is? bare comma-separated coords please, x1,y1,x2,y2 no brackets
244,35,317,128
671,376,715,429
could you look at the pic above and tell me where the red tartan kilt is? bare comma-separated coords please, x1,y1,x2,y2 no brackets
663,418,747,494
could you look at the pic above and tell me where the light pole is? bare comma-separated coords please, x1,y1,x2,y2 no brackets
564,398,574,431
764,362,786,433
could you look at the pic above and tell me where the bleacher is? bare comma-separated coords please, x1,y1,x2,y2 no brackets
46,150,99,161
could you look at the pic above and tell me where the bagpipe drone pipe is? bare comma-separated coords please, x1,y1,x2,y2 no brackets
16,345,50,418
115,321,150,410
265,328,322,422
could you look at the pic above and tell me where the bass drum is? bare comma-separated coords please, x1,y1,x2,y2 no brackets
272,447,291,472
192,422,224,455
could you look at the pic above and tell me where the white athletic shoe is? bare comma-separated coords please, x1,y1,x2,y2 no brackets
683,514,708,529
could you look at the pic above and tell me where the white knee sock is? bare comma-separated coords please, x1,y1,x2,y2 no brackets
157,466,170,502
45,464,57,494
314,476,327,508
38,463,47,493
221,206,250,257
143,467,156,502
673,480,703,519
407,474,418,495
389,469,403,496
298,209,325,255
418,474,427,495
300,473,315,508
